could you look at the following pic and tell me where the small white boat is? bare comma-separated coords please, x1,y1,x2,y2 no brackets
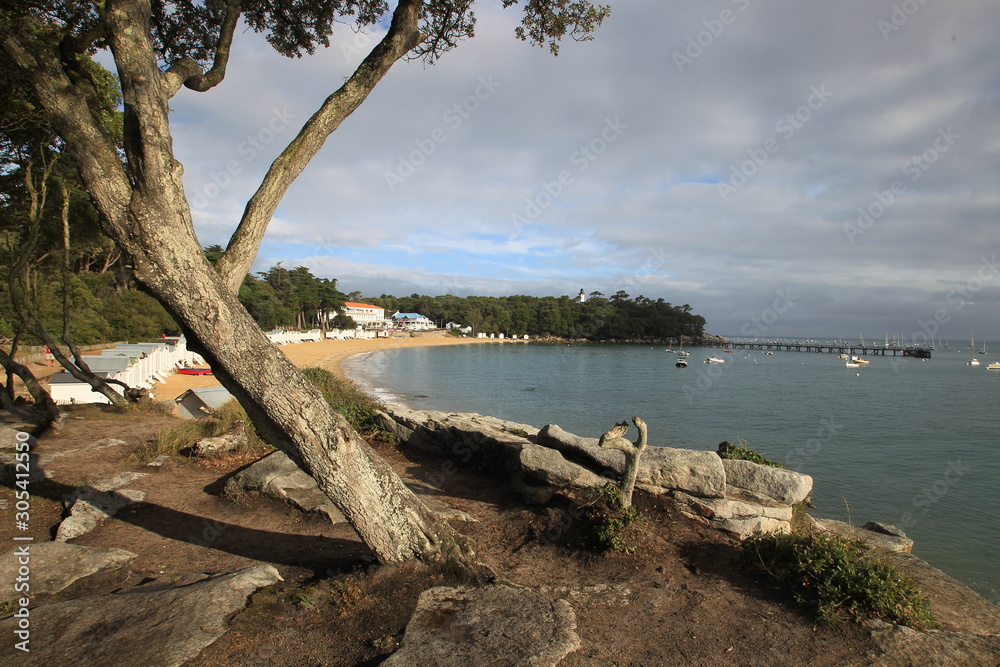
846,361,861,368
969,335,980,366
839,353,849,359
704,356,724,364
675,357,688,368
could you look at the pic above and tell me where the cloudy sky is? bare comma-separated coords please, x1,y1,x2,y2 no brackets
169,0,1000,340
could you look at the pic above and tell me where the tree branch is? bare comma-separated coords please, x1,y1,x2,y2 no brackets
214,0,425,293
163,0,242,97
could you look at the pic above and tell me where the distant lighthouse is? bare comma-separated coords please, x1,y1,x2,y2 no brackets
578,289,586,303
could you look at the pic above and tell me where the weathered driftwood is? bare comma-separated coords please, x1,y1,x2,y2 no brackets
597,416,648,509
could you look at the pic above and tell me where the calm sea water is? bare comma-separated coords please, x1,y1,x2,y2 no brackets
344,341,999,603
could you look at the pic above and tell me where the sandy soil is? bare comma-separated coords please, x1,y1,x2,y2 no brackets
152,334,495,402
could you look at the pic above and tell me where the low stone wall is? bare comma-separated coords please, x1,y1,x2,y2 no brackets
377,405,816,539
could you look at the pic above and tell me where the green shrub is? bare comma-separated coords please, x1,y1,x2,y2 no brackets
742,531,936,628
301,367,386,438
717,440,786,469
580,483,643,554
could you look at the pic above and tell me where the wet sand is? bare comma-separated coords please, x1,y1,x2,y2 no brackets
153,335,494,402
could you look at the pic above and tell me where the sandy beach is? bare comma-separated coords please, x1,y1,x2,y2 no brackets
153,334,495,402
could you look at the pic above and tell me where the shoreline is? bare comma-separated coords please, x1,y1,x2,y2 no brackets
152,334,499,402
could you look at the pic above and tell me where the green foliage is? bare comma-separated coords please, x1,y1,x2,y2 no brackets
581,483,643,554
365,292,706,341
301,367,385,438
717,440,786,469
742,531,937,628
330,313,357,329
238,264,345,329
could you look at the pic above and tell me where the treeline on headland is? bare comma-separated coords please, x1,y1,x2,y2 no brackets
365,292,707,341
1,234,705,345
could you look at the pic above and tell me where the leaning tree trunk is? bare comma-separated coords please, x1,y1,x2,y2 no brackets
136,227,483,569
3,0,489,576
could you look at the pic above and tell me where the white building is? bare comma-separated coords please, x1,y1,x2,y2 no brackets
338,302,387,327
391,311,435,330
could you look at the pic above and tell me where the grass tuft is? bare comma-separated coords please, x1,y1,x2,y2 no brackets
717,439,786,469
301,367,389,439
127,399,272,464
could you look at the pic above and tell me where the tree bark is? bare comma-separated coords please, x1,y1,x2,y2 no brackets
0,347,61,428
599,416,648,510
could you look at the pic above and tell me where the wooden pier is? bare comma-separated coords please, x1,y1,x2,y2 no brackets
701,341,932,358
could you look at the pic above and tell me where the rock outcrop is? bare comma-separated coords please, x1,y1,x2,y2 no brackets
537,423,727,498
810,517,915,553
721,458,813,505
0,542,136,604
0,565,282,667
672,490,794,538
192,425,247,456
56,472,148,542
377,406,808,538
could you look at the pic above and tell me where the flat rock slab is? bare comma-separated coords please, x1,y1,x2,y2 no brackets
0,542,136,604
224,450,347,524
638,446,727,498
520,443,612,492
0,564,282,666
383,585,580,667
879,551,1000,636
864,618,1000,667
673,490,793,538
0,425,38,450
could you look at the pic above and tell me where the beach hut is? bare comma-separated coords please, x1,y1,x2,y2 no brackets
48,372,121,405
175,386,235,419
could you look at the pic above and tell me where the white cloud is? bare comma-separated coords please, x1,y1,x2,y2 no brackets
168,0,1000,337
